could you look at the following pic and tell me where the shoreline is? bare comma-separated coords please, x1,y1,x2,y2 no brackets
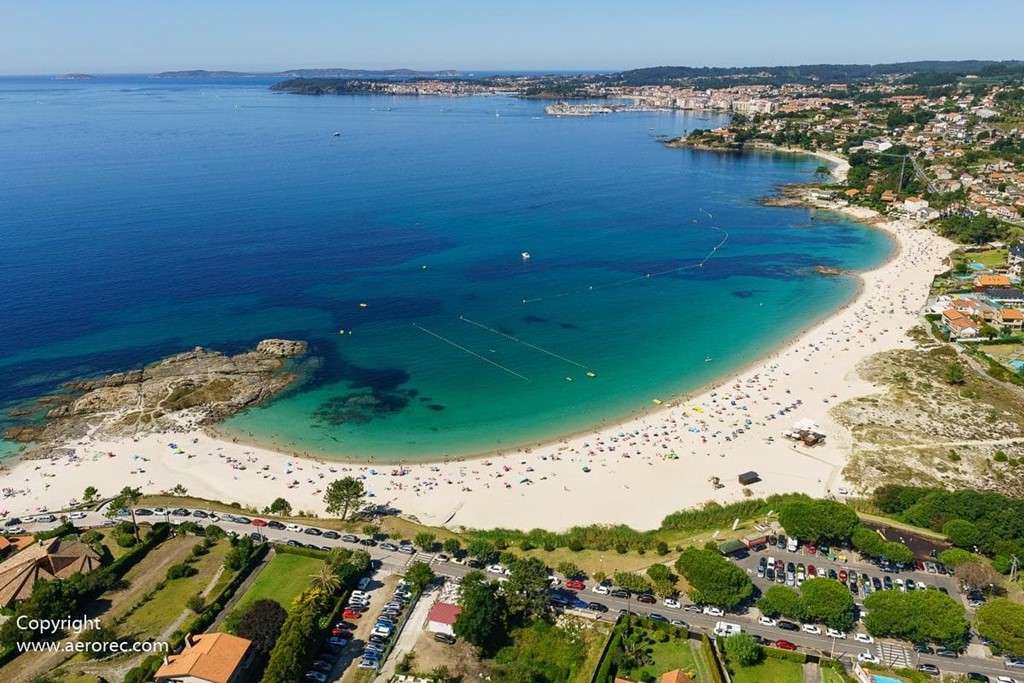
0,171,956,532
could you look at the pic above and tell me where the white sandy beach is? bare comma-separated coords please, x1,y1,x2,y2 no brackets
0,199,955,532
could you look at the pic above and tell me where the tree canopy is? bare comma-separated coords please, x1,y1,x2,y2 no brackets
976,599,1024,656
454,571,507,654
323,476,365,520
674,548,753,608
504,557,551,620
724,633,763,666
405,561,436,592
863,589,969,650
234,598,287,655
778,499,859,542
800,578,856,631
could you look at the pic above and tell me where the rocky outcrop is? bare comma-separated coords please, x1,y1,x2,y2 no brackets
3,340,308,455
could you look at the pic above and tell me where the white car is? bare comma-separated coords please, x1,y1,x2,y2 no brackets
997,677,1020,683
858,653,880,664
591,584,609,595
854,633,874,644
758,616,777,627
69,512,87,520
826,628,847,639
548,575,561,586
286,523,303,532
802,624,822,635
486,564,507,575
663,598,681,609
702,606,725,617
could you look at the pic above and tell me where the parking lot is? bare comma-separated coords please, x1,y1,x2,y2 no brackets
730,540,962,607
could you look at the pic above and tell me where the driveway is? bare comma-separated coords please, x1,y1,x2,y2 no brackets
374,581,441,680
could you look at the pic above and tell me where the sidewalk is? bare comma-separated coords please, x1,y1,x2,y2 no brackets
375,583,441,681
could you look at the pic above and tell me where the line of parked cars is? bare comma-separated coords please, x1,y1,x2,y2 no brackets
352,579,414,672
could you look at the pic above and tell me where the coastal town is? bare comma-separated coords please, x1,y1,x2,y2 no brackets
5,62,1024,683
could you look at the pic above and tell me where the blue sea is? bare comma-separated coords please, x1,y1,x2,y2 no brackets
0,75,893,461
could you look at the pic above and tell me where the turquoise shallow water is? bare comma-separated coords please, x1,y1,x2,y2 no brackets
0,76,893,460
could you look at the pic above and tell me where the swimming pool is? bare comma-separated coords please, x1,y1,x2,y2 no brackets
970,262,988,270
873,675,903,683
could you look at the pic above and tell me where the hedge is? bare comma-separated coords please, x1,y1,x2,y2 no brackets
765,647,808,663
274,544,329,560
592,631,621,683
702,634,727,683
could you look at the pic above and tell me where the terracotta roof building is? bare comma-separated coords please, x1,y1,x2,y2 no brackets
975,274,1012,288
154,632,254,683
425,601,462,636
0,538,102,608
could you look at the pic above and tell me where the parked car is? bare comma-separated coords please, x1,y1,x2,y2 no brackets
777,621,799,632
434,632,456,645
966,674,990,683
854,633,874,644
826,628,846,639
935,648,959,658
588,601,608,612
637,593,656,605
342,534,359,543
702,606,724,617
565,579,586,591
758,616,777,627
663,598,681,609
342,609,362,619
858,653,880,664
610,589,631,599
802,624,822,636
917,664,940,676
592,584,610,595
322,531,340,539
775,640,798,651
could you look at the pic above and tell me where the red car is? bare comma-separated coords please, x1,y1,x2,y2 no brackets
838,570,848,583
565,579,586,591
342,609,362,620
775,640,798,651
331,628,353,638
807,564,816,577
807,541,817,555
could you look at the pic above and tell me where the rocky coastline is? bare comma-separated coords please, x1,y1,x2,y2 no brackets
3,339,307,459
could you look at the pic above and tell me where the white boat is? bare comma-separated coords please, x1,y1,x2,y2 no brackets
521,252,531,260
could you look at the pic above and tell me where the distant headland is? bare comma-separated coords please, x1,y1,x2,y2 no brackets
153,68,463,79
52,73,97,80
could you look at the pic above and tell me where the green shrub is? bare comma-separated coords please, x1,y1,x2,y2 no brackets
166,563,198,580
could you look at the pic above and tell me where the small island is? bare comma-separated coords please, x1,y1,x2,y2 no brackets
52,73,97,81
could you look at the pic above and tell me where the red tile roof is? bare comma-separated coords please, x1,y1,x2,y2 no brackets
426,602,462,625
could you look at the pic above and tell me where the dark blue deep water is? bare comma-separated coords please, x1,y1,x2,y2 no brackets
0,76,892,460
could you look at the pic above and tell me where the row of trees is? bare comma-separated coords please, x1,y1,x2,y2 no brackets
757,579,856,631
777,499,859,543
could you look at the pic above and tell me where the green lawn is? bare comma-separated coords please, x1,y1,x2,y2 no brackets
969,248,1008,269
728,657,804,683
822,668,846,683
626,638,699,681
231,552,323,614
117,540,231,640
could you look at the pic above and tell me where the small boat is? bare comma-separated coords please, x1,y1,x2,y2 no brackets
332,131,341,137
566,377,573,382
652,398,663,405
521,252,531,260
582,466,591,473
586,371,597,378
359,302,368,308
705,356,713,362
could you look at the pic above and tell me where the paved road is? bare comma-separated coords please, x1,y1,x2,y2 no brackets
9,508,1022,681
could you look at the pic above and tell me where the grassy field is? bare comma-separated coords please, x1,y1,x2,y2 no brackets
728,657,804,683
117,539,231,640
231,551,323,614
574,621,615,683
822,667,846,683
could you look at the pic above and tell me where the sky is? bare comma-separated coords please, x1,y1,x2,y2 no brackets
2,0,1023,75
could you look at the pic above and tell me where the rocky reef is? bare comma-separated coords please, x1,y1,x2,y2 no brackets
4,340,307,456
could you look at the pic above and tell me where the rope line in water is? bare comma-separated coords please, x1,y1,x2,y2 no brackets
459,316,589,369
413,323,531,382
521,224,729,304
